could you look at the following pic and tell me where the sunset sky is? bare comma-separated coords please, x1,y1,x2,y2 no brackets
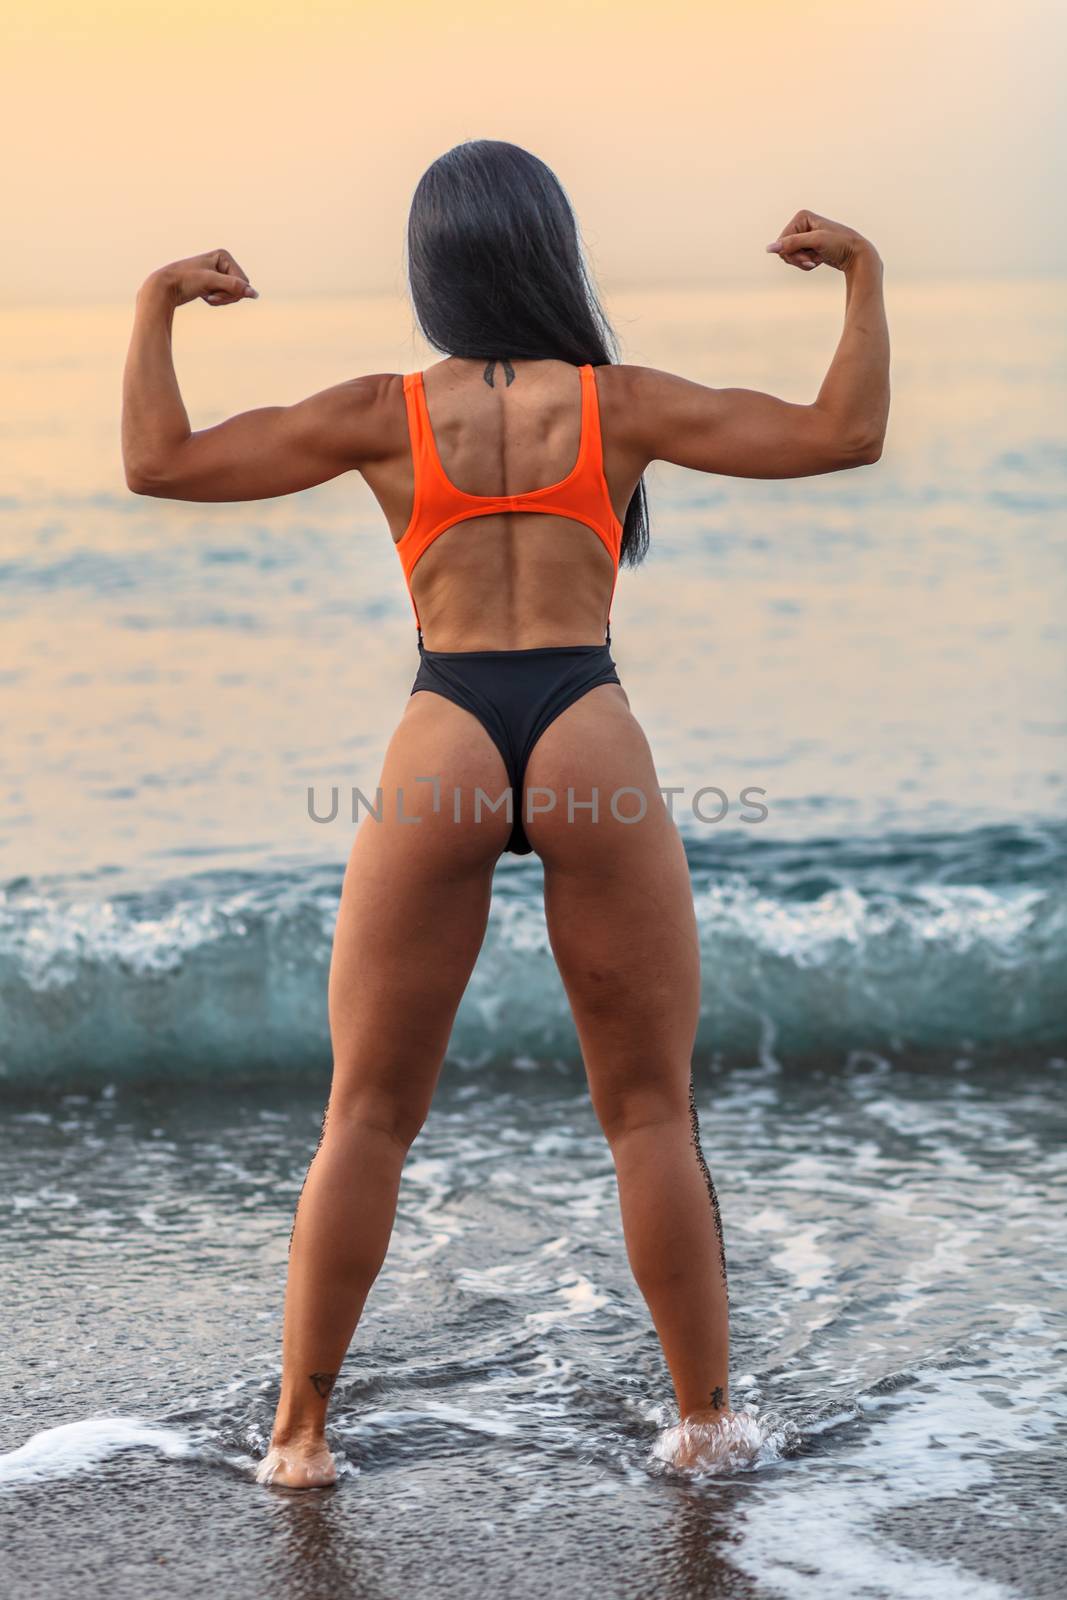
0,0,1062,304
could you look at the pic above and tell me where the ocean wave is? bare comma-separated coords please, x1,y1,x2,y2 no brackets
1,825,1064,1089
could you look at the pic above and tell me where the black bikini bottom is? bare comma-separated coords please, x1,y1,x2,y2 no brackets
410,641,621,854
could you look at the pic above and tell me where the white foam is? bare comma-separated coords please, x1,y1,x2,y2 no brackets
650,1405,788,1474
729,1380,1023,1600
0,1415,197,1490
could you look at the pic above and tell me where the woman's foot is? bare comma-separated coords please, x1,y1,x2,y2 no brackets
254,1434,338,1488
656,1407,761,1472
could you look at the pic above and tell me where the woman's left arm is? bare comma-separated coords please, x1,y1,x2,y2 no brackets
122,250,389,501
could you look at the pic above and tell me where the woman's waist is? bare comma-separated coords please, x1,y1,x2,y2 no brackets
417,640,615,661
406,565,615,652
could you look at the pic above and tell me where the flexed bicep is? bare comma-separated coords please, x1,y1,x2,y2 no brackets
126,375,394,502
123,257,400,503
627,367,879,481
620,214,887,482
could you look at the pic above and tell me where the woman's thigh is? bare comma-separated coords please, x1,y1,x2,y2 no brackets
326,692,512,1135
524,686,701,1131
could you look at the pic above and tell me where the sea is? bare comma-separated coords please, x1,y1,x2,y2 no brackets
1,277,1065,1598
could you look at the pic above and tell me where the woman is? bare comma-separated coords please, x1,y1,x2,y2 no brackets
122,140,889,1487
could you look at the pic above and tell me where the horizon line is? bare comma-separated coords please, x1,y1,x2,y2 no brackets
2,266,1064,313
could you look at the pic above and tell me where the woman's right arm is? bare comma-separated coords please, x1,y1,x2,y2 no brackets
623,212,890,478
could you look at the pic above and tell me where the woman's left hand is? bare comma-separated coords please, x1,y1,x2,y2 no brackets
142,248,259,308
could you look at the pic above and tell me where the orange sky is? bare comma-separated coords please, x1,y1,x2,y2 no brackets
0,0,1062,303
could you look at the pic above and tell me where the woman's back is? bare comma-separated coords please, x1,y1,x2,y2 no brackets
361,357,642,650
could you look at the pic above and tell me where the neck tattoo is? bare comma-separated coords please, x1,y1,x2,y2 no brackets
483,358,516,387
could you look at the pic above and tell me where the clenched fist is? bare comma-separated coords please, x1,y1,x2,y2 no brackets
766,211,878,273
141,248,259,307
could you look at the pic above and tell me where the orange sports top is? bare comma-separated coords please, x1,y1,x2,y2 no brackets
395,363,624,634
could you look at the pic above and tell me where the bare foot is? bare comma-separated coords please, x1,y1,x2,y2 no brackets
254,1436,338,1488
655,1408,762,1473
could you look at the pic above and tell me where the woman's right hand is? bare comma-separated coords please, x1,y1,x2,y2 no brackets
766,210,877,273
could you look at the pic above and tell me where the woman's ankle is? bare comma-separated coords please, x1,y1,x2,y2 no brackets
269,1416,328,1447
682,1401,732,1426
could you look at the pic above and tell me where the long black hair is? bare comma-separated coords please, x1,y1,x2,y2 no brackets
406,139,649,567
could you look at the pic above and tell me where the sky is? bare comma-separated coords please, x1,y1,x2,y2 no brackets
0,0,1063,304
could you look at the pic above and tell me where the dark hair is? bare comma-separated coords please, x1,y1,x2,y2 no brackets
406,139,649,567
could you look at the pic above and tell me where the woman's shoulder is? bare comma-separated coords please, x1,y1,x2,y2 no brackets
593,363,690,446
593,362,689,404
326,372,412,466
